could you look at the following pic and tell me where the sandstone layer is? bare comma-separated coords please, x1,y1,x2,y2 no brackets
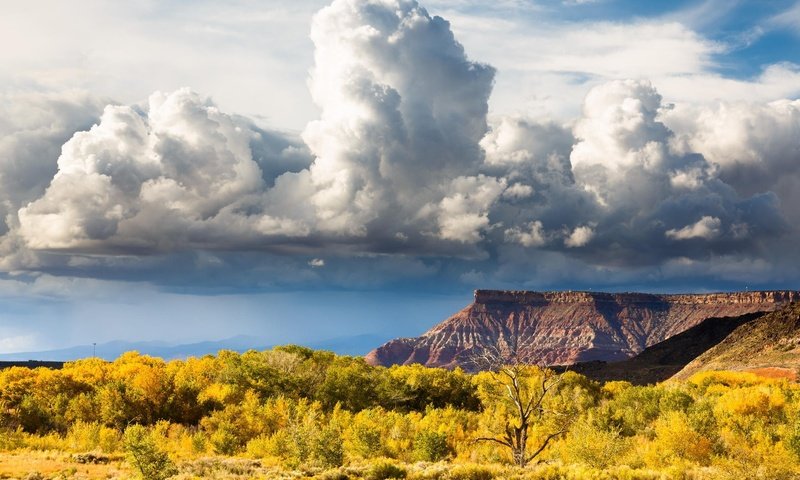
365,290,800,369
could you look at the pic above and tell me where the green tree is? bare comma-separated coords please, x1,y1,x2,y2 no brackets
318,357,380,411
123,424,178,480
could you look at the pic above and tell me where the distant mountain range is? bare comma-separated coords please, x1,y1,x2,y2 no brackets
0,333,389,362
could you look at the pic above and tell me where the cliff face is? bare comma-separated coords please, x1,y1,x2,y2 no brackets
365,290,800,369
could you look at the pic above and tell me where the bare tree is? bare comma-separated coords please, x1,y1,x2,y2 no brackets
470,341,574,467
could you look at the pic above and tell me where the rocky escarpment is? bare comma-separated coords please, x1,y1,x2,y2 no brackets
365,290,800,369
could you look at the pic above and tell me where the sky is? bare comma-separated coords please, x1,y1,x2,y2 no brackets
1,0,800,353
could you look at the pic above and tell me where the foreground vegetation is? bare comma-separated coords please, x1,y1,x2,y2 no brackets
1,347,800,479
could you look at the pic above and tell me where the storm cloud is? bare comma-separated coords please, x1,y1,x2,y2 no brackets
2,0,799,291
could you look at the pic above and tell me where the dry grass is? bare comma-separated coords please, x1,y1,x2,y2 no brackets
744,367,798,380
0,451,130,479
0,451,792,480
675,303,800,380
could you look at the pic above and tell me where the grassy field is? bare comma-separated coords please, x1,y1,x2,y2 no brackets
0,451,128,479
0,452,742,480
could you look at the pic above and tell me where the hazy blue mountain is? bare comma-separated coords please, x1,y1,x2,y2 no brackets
0,333,390,362
310,334,392,356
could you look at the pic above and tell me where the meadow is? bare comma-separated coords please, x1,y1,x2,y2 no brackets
1,347,799,479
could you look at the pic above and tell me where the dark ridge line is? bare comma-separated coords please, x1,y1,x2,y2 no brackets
0,360,65,370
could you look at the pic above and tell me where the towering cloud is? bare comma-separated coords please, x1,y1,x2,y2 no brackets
0,0,798,289
481,79,788,270
18,89,312,252
301,0,496,243
663,99,800,223
560,80,785,263
16,0,502,256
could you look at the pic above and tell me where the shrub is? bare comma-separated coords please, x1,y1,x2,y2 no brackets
413,430,450,462
63,421,122,453
593,386,667,437
315,472,350,480
123,424,178,480
0,428,25,450
788,420,800,460
347,416,383,459
210,423,241,455
245,434,273,459
313,424,345,468
561,420,630,469
98,425,123,453
366,460,407,480
66,421,100,452
648,411,712,466
191,431,207,454
22,431,65,451
445,464,496,480
247,429,310,468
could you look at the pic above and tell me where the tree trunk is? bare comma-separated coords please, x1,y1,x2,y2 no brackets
512,423,528,467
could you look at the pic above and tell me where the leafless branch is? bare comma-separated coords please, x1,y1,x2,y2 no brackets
466,338,577,467
473,436,514,448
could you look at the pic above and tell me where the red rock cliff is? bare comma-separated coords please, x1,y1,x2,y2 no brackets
365,290,800,369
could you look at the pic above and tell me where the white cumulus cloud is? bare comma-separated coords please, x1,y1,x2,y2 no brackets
18,89,311,252
505,221,546,248
301,0,496,240
666,216,722,240
309,258,326,267
565,225,595,248
436,175,506,243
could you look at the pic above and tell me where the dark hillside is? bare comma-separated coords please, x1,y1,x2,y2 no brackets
565,312,763,384
674,302,800,380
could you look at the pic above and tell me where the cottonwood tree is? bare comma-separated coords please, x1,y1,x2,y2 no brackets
470,342,576,467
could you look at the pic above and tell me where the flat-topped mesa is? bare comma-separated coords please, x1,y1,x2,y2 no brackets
666,291,800,304
473,289,800,306
366,289,800,370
